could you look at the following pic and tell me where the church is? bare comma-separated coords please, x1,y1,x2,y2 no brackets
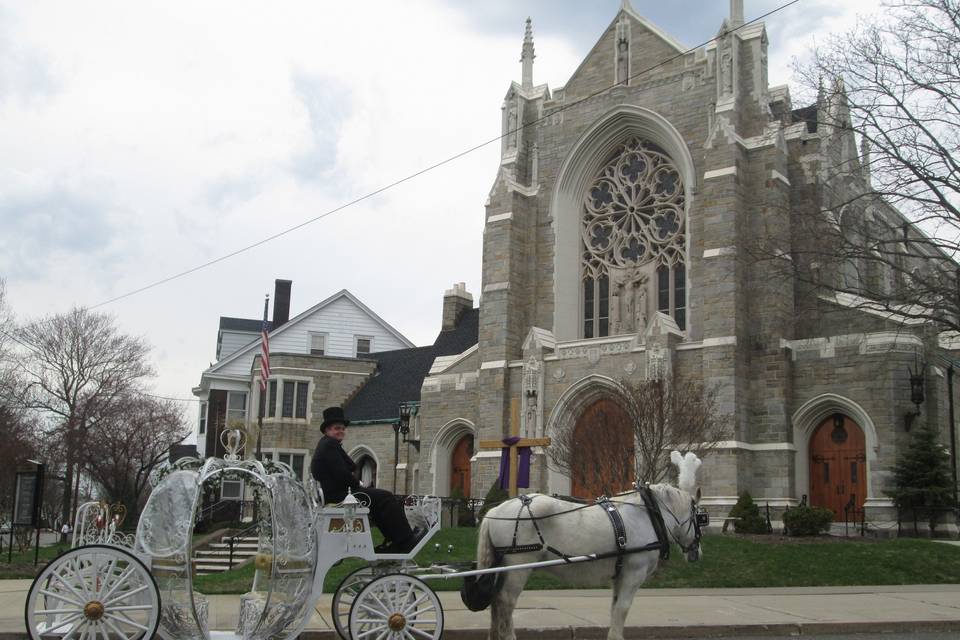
214,0,958,530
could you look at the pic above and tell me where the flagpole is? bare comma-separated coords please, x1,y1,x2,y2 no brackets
256,294,269,461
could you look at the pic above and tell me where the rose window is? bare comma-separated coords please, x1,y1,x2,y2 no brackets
581,138,686,338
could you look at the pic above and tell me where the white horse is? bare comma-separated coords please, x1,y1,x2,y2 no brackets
472,451,704,640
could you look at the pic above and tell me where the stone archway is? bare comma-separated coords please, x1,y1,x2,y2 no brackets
569,398,635,499
545,374,628,495
431,419,477,497
551,105,696,342
792,393,879,505
348,446,380,489
808,414,867,520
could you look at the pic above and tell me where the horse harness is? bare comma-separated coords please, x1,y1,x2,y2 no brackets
492,489,671,579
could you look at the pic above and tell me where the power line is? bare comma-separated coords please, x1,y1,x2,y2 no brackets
86,0,802,311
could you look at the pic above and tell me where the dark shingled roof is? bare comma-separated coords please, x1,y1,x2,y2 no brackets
345,307,479,423
791,105,818,133
432,308,479,357
219,316,273,333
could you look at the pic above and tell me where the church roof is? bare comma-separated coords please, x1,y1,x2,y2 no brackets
791,104,819,133
219,316,272,333
345,307,480,422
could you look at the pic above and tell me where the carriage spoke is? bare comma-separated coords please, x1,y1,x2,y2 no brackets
38,612,83,634
61,618,88,640
99,565,136,603
98,620,111,640
103,583,149,606
35,607,83,615
355,625,388,639
51,563,91,604
105,610,150,631
361,596,392,617
38,587,85,607
406,625,437,639
402,592,430,615
103,614,135,640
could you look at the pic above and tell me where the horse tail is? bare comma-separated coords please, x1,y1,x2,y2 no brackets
476,513,495,569
460,507,504,611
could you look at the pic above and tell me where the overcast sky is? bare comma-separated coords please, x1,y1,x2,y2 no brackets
1,0,876,419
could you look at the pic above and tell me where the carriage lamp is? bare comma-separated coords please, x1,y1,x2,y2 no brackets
904,359,926,431
399,403,421,451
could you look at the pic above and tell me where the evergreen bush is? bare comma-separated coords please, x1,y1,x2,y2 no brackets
725,491,770,534
783,505,833,536
886,422,954,535
479,481,510,519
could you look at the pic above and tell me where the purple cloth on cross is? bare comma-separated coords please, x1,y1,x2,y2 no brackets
498,436,532,490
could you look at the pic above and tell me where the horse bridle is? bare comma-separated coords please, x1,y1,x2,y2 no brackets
658,497,707,555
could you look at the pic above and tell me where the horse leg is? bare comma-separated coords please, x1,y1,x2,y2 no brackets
489,568,531,640
607,566,646,640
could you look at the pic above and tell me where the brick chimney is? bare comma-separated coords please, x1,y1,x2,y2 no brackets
273,279,292,328
442,282,473,331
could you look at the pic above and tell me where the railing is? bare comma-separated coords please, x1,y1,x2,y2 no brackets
224,521,261,571
195,499,255,530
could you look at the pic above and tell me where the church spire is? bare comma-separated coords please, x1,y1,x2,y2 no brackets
521,17,535,90
729,0,745,27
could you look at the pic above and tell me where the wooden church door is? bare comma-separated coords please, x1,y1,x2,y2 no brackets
450,435,473,497
809,415,867,521
570,398,634,499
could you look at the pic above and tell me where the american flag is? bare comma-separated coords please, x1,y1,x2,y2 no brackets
260,296,271,391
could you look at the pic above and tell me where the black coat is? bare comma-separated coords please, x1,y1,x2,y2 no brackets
311,435,361,503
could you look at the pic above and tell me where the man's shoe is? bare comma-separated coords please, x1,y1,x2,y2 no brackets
374,540,395,554
397,528,426,554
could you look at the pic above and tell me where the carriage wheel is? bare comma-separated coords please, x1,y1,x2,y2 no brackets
332,565,377,640
24,544,160,640
349,573,443,640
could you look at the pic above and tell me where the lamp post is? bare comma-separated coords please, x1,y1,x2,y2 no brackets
392,421,401,492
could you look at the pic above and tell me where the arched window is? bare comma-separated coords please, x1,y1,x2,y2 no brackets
582,138,686,338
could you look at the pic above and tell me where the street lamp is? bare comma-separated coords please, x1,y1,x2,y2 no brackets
905,357,926,431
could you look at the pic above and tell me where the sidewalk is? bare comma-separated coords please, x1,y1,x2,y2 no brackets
5,581,960,638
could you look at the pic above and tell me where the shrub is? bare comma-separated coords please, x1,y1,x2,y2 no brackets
783,505,833,536
479,481,510,519
726,491,770,534
886,422,954,535
450,487,476,527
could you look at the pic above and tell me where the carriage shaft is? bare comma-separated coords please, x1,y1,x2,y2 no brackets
417,541,663,581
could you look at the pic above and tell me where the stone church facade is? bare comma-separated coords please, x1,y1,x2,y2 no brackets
227,1,957,530
404,0,959,529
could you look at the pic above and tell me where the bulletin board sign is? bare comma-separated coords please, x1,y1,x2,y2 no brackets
13,471,40,526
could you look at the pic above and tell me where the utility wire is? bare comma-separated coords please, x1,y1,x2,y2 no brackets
85,0,802,311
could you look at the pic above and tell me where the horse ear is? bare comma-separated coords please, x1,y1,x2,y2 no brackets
670,450,682,467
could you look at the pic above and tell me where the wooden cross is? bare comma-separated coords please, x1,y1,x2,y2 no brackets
479,399,551,497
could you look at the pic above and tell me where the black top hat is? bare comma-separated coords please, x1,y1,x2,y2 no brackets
321,406,350,431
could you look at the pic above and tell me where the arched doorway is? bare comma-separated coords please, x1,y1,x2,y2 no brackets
570,398,634,499
809,414,866,520
450,435,473,497
357,455,377,488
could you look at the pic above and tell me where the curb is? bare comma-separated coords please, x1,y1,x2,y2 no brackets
282,619,960,640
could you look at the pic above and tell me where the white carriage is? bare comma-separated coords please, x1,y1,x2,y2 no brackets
24,450,444,640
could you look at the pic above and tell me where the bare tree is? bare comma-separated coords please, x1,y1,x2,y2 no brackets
0,405,40,521
8,308,154,532
81,395,188,521
752,0,960,328
548,376,730,494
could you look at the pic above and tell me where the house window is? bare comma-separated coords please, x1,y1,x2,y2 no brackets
581,138,686,337
309,333,326,356
262,451,306,481
221,479,244,501
276,379,310,419
198,402,207,435
355,337,372,356
226,392,247,426
268,380,277,417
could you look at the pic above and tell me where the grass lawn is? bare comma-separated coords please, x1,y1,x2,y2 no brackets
193,528,960,595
